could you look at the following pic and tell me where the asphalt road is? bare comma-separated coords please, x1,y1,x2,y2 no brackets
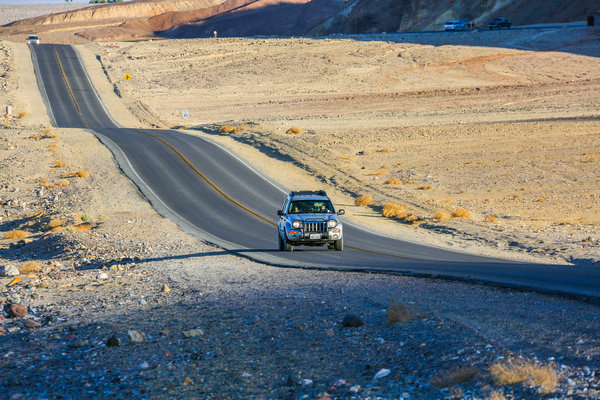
28,43,600,301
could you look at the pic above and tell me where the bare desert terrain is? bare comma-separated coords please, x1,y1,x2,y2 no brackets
1,3,600,399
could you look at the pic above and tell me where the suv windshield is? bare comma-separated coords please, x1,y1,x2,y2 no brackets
288,200,334,214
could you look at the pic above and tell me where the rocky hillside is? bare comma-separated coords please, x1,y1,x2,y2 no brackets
310,0,599,34
1,0,598,42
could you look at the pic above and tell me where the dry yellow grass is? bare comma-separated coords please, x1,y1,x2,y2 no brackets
286,127,304,135
218,125,246,134
452,208,471,218
43,128,52,135
4,230,29,239
20,261,42,273
512,194,522,200
57,180,70,187
71,170,90,178
417,185,433,190
38,177,47,183
342,155,353,161
444,198,454,204
43,184,58,189
430,366,478,388
50,226,66,233
378,148,392,152
46,218,66,230
355,195,373,206
485,215,498,223
48,143,58,151
368,170,388,176
27,210,44,219
53,160,68,168
487,390,507,400
75,223,93,232
382,202,409,219
433,210,452,222
385,301,413,325
384,178,403,185
17,112,27,118
490,359,558,395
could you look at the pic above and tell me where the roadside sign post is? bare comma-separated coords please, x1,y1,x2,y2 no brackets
123,73,131,92
181,109,189,128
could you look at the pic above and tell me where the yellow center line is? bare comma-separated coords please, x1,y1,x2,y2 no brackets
134,129,277,227
52,45,90,129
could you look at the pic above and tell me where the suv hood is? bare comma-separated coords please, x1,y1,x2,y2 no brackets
295,214,338,221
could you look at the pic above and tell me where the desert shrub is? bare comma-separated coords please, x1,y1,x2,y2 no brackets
75,223,92,232
368,170,388,176
490,359,557,395
50,226,66,233
43,128,52,135
4,230,29,239
452,208,470,218
48,143,58,151
57,180,70,187
378,148,392,152
487,390,506,400
342,155,353,161
46,218,66,230
382,202,408,218
485,215,497,223
20,261,42,273
27,210,44,219
286,127,303,135
38,178,47,183
218,125,246,134
53,160,68,168
384,178,402,185
431,366,478,388
433,210,451,222
512,195,521,200
17,112,27,118
417,185,433,190
354,195,373,206
71,171,90,178
385,301,413,325
81,214,91,222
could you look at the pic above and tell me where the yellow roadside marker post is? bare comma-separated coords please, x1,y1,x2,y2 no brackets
124,73,132,92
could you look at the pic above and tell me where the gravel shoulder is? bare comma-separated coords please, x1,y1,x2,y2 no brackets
1,27,600,400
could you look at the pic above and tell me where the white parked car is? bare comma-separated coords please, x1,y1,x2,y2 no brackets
444,19,473,31
26,35,40,44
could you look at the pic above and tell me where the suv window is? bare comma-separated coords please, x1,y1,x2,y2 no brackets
288,200,333,214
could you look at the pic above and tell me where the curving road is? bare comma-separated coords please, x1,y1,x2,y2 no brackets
29,43,600,301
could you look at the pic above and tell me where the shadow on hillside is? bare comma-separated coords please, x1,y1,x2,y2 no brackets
157,0,600,59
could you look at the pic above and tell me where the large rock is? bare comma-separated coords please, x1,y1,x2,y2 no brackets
4,303,28,318
0,264,20,277
128,330,146,344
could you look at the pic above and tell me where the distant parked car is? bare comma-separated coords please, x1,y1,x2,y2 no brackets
488,17,511,29
26,35,40,44
444,19,473,31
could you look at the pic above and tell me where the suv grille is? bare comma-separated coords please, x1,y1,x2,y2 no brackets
304,221,327,233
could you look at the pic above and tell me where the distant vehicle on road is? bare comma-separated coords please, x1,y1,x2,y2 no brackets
444,19,474,31
277,190,344,252
26,35,40,44
488,17,512,29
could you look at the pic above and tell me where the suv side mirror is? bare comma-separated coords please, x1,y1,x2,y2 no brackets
337,209,345,215
277,210,284,216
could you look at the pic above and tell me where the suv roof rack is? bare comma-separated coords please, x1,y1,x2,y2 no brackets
290,190,327,197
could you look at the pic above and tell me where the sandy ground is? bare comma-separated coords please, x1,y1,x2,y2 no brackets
1,16,600,400
80,27,600,265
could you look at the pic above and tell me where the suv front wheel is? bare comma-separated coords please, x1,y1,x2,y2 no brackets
279,231,293,252
334,237,343,251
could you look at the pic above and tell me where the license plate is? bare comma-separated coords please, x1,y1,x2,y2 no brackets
309,233,321,240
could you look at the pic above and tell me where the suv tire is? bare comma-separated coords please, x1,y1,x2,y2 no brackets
283,231,293,252
334,237,343,251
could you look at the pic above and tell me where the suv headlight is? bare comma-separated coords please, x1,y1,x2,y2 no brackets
292,220,302,228
327,219,338,228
